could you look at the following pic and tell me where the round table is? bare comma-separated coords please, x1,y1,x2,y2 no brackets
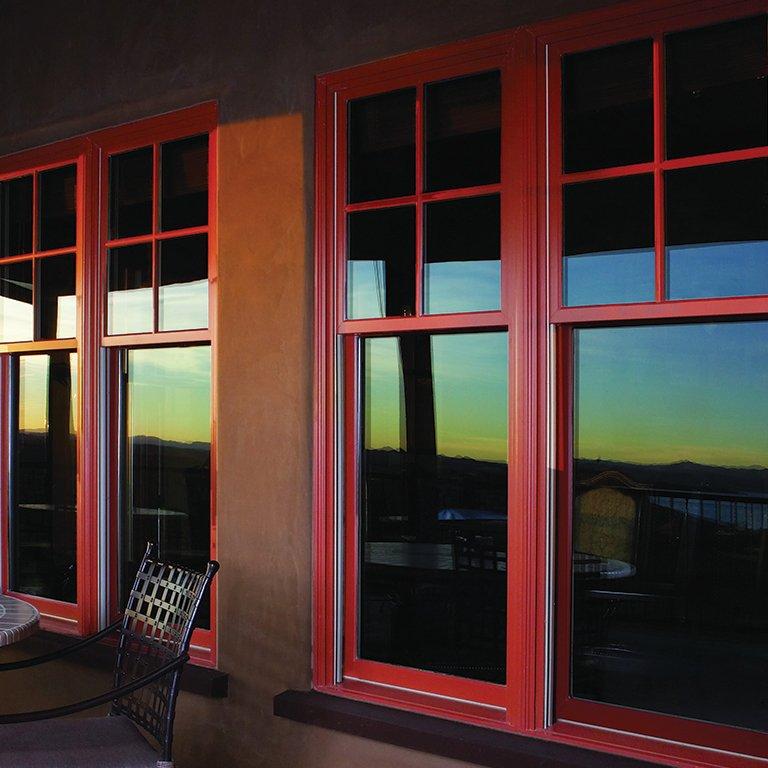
0,594,39,647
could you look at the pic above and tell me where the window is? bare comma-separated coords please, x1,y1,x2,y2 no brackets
316,2,768,765
0,104,217,664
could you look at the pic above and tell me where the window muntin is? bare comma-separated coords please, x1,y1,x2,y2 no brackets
571,321,768,730
10,352,78,603
358,332,508,683
119,345,212,628
105,134,210,336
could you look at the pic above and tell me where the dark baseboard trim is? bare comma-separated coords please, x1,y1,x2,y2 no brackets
274,690,656,768
32,631,228,698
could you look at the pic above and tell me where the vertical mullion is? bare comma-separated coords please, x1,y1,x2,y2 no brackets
414,84,424,317
32,173,39,254
653,36,666,303
152,144,160,332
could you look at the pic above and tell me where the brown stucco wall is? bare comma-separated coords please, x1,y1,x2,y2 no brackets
0,1,619,766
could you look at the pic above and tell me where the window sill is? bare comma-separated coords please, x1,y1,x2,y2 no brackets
32,631,228,698
273,690,656,768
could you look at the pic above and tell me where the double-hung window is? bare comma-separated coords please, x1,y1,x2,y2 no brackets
0,105,217,665
315,1,768,764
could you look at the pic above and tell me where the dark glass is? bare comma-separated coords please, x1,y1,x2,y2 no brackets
563,39,653,172
666,159,768,299
109,147,153,239
0,260,33,342
38,164,77,251
424,195,500,314
108,243,152,334
120,346,211,628
38,254,76,339
666,15,768,159
425,71,500,191
563,175,654,306
159,235,208,331
160,135,208,232
11,352,77,602
348,89,416,203
572,322,768,730
0,176,32,257
347,206,415,319
359,332,508,683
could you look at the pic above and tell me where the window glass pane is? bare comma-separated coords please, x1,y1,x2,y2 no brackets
359,332,508,683
666,15,768,159
108,243,153,335
39,164,77,251
0,176,32,257
562,39,653,173
39,254,76,340
159,234,208,331
348,89,416,203
160,135,208,232
11,352,77,602
666,159,768,300
425,71,500,192
572,322,768,730
424,195,500,314
347,206,415,319
121,346,211,628
563,175,654,306
0,260,33,342
109,147,153,239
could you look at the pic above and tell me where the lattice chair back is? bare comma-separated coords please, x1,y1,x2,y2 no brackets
111,542,219,763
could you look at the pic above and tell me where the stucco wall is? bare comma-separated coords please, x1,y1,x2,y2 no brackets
0,1,617,765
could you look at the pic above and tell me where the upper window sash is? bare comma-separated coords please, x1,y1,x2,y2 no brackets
547,2,768,324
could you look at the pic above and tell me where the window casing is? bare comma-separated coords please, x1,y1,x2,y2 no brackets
315,1,768,765
0,104,217,665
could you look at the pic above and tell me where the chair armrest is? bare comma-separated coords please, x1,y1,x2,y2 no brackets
0,619,123,672
0,653,189,724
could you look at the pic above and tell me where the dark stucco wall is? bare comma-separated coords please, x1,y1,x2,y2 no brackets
0,1,618,766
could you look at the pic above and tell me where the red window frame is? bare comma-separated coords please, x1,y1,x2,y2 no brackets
92,104,219,667
315,1,768,765
0,138,95,637
0,103,218,666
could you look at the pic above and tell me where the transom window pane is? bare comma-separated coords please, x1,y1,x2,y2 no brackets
572,322,768,731
666,15,768,159
347,206,415,319
425,71,501,192
563,175,655,306
562,39,653,173
160,134,208,232
358,332,508,683
0,260,33,342
0,176,33,257
107,243,153,335
120,345,211,628
39,253,76,339
348,89,416,203
38,164,77,251
158,234,208,331
666,159,768,300
11,352,77,603
424,195,500,314
109,147,153,239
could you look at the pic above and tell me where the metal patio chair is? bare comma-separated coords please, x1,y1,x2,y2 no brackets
0,542,219,768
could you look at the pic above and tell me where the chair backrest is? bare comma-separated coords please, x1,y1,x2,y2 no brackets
111,542,219,762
